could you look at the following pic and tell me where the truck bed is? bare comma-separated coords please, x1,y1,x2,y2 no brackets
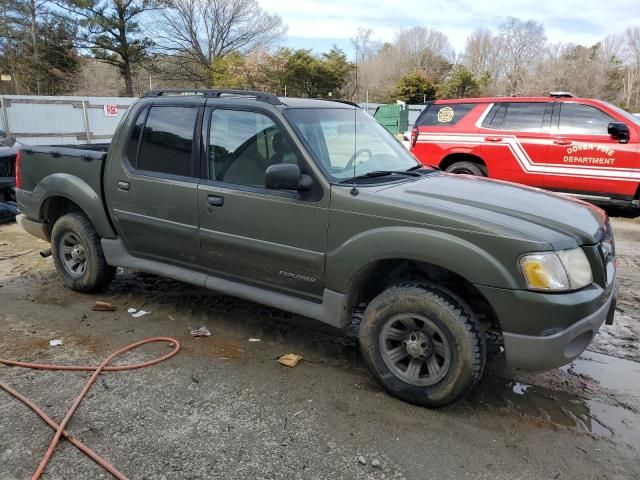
17,144,110,226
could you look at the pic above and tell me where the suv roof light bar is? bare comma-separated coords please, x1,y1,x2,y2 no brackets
549,91,574,98
143,89,284,105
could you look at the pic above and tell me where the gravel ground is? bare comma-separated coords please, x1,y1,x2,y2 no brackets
1,211,639,480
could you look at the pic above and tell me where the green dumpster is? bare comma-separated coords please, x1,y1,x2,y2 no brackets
373,104,409,135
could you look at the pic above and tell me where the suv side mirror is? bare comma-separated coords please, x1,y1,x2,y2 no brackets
608,122,630,143
265,163,313,191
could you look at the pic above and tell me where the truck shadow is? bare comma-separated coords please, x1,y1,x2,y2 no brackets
99,270,640,449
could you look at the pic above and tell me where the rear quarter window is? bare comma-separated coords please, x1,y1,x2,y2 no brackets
416,103,477,127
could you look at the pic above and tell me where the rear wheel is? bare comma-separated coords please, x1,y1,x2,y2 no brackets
359,284,485,407
445,161,487,176
51,212,115,292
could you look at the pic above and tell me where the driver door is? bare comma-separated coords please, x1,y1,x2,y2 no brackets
196,106,330,300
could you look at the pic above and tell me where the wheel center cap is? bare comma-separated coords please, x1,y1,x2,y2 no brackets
403,332,432,359
71,245,85,261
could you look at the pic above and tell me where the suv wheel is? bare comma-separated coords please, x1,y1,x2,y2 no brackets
51,212,116,292
359,284,485,407
445,161,487,176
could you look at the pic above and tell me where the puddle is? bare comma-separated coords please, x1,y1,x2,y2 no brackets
564,350,640,397
474,351,640,450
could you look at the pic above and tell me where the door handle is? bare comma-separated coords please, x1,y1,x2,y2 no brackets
207,195,224,207
484,136,503,142
117,181,130,191
553,139,572,146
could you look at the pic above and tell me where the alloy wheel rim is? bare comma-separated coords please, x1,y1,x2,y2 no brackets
379,313,452,386
60,232,87,278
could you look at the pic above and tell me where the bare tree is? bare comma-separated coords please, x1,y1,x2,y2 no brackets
498,17,546,95
462,29,501,76
394,26,453,78
350,27,380,101
622,27,640,109
151,0,286,86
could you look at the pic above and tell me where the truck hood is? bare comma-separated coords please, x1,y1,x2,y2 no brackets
377,173,607,247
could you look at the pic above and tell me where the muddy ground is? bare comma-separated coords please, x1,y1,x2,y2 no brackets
0,212,639,479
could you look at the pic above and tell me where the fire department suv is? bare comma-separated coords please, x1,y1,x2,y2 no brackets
410,94,640,209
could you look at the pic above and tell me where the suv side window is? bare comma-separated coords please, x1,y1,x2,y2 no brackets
209,109,300,187
559,103,614,135
501,102,546,131
136,106,198,176
125,106,147,166
416,103,476,126
481,103,506,129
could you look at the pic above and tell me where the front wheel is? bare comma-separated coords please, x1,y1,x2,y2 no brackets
445,161,487,176
51,212,116,293
359,284,485,407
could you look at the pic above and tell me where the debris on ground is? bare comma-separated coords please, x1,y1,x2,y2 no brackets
277,353,303,368
512,382,530,395
358,456,367,465
127,308,150,318
190,326,212,337
371,459,381,468
92,301,116,312
248,338,261,342
49,339,62,347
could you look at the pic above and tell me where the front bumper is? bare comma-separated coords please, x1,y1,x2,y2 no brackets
477,280,617,371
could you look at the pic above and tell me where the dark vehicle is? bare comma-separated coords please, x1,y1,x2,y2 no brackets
0,136,19,199
0,136,20,223
15,90,617,407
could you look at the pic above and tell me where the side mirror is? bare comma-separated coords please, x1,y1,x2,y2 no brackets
265,163,312,191
608,122,630,143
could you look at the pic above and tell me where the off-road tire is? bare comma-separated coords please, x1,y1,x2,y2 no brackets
51,212,115,293
359,284,486,407
445,161,487,176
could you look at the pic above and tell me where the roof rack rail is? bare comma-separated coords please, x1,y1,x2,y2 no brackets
549,91,574,98
143,89,283,105
328,99,362,108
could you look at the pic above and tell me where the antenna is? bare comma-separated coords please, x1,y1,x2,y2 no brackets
350,106,359,196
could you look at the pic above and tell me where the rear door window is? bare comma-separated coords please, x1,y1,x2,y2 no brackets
501,103,546,131
481,104,506,129
136,106,198,177
558,103,615,135
482,102,548,131
416,103,476,127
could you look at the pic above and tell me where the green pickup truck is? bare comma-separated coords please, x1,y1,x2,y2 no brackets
15,89,617,407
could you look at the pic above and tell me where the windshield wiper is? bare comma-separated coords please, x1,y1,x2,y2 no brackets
340,169,422,183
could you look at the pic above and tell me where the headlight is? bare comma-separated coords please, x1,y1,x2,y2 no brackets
519,248,592,291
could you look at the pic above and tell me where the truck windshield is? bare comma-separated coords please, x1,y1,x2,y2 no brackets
285,108,422,181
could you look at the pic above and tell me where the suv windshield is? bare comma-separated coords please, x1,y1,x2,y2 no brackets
285,108,422,181
604,102,640,127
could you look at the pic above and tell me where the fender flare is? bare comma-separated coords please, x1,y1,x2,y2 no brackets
326,226,519,293
35,173,116,238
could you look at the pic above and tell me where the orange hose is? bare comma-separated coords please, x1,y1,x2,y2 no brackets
0,337,181,480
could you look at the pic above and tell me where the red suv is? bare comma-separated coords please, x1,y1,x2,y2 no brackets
410,94,640,209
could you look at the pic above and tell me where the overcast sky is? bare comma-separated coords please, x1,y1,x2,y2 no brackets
261,0,639,56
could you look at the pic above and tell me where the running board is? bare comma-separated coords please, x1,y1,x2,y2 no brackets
560,192,612,201
101,238,350,329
